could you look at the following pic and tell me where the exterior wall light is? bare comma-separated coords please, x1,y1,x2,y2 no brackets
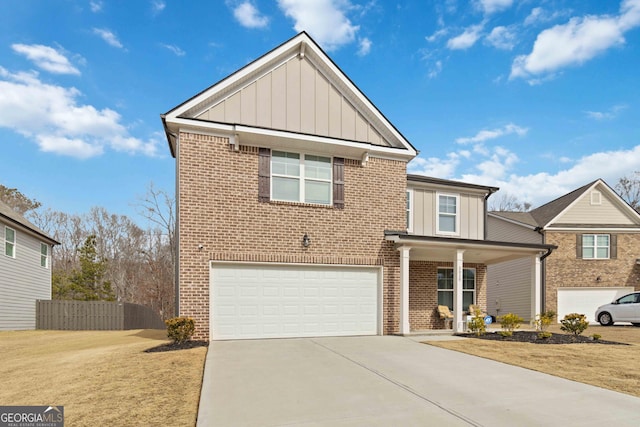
302,233,311,247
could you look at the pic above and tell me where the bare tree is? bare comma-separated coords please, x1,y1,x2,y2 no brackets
615,172,640,211
0,185,41,215
489,192,532,212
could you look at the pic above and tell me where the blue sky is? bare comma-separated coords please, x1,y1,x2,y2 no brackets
1,0,639,225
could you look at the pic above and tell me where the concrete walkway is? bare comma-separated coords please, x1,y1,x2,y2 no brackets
198,336,640,426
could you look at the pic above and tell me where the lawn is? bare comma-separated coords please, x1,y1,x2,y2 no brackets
0,329,207,426
427,324,640,398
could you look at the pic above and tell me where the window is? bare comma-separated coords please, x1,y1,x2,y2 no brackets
437,268,475,312
437,193,459,235
582,234,609,259
271,151,332,205
406,190,413,232
4,227,15,258
40,243,49,268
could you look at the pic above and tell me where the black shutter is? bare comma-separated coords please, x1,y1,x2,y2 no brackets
576,234,583,259
258,148,270,203
610,234,617,259
333,157,344,209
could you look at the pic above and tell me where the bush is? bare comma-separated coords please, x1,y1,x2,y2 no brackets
467,308,486,336
538,331,552,339
560,313,589,336
532,310,556,332
498,331,513,337
165,317,195,344
591,333,602,341
498,313,523,334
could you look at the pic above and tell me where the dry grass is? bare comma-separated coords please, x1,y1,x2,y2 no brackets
428,324,640,398
0,330,207,426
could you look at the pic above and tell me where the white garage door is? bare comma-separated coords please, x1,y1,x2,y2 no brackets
211,263,380,340
557,287,634,323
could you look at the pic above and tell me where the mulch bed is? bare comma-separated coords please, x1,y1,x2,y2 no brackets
144,340,209,353
457,330,628,345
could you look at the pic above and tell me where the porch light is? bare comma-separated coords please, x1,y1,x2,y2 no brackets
302,233,311,247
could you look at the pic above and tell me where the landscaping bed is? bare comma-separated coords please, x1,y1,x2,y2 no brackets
144,339,209,352
457,330,626,345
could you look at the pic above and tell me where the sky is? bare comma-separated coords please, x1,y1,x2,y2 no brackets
1,0,640,225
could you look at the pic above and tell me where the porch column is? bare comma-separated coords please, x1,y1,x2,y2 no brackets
531,254,542,319
399,246,411,334
453,249,465,333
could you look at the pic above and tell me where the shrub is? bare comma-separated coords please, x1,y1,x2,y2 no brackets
165,316,195,344
467,308,486,336
591,333,602,341
498,313,523,334
538,331,552,339
560,313,589,336
532,311,556,332
498,331,513,337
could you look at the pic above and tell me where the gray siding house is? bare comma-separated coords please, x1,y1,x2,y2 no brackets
0,200,58,330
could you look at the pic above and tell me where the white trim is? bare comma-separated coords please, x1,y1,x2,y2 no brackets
40,242,49,269
436,192,460,236
406,189,413,233
581,233,610,259
437,266,476,313
271,151,333,205
399,246,411,334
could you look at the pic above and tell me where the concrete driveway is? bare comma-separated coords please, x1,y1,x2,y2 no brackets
198,336,640,426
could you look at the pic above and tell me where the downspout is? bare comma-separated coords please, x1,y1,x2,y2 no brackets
536,226,550,315
483,189,498,240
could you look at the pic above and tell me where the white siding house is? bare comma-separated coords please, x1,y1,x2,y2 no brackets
0,200,58,330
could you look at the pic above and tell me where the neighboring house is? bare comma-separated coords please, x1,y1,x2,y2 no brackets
162,32,554,340
0,200,58,330
488,179,640,323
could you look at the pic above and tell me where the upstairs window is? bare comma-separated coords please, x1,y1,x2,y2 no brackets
581,234,610,259
40,243,49,268
437,193,459,235
406,190,413,232
5,227,15,258
271,151,332,205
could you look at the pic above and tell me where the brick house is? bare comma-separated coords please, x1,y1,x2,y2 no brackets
488,179,640,323
162,32,553,340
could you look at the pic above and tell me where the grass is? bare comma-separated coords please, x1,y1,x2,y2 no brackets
427,324,640,398
0,329,207,426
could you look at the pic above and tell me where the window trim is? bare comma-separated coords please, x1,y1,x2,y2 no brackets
590,191,602,205
437,267,476,312
436,192,460,236
582,234,610,259
40,242,49,269
4,226,16,259
406,189,413,232
270,150,333,206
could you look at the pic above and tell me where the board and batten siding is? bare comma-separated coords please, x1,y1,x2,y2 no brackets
196,55,389,147
411,188,485,239
0,221,52,330
555,188,635,225
487,258,534,321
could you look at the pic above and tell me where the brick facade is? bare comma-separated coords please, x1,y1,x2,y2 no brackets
544,231,640,313
177,132,406,339
409,261,487,329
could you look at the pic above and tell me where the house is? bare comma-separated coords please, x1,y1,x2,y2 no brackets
0,199,58,330
487,179,640,323
161,32,554,340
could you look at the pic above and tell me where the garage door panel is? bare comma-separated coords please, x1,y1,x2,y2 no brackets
211,264,379,340
557,287,633,323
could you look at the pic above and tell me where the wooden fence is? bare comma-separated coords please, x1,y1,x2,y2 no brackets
36,300,165,330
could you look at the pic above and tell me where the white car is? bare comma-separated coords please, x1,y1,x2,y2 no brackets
595,292,640,326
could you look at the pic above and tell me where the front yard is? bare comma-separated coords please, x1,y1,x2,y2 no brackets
0,330,206,426
428,324,640,398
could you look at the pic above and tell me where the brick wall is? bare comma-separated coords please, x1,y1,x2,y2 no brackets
177,132,406,339
544,231,640,313
409,261,486,330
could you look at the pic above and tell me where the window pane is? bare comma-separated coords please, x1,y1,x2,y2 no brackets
272,177,299,201
6,228,15,243
463,291,474,312
439,215,455,232
437,269,453,289
305,180,330,204
272,151,300,176
41,243,48,256
304,155,331,180
439,196,456,214
597,235,609,246
438,291,453,310
596,247,609,259
5,242,14,257
583,247,594,259
582,235,595,246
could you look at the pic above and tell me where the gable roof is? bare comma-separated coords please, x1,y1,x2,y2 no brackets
162,32,417,162
0,200,58,245
528,180,597,227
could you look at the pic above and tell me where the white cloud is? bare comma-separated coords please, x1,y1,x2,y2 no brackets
585,104,627,120
408,152,462,179
475,0,513,15
11,44,80,75
90,1,103,13
0,67,159,159
232,1,269,28
151,0,166,14
456,123,528,144
426,28,448,43
447,23,484,50
277,0,359,51
511,1,640,81
357,37,371,56
161,44,186,56
485,25,516,50
428,60,443,79
92,28,124,49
